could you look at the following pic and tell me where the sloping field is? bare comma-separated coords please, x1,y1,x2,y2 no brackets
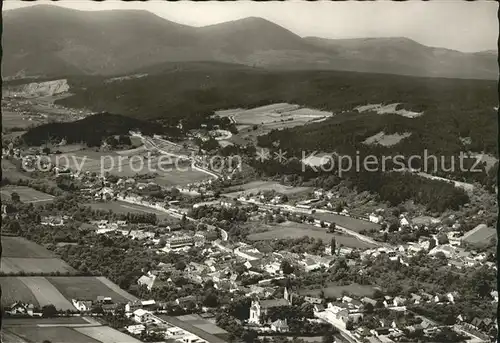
1,236,75,274
160,316,228,343
18,277,75,310
461,224,496,246
75,326,142,343
5,327,101,343
247,222,376,249
95,276,138,302
1,236,55,258
0,185,54,203
84,201,173,221
225,181,311,195
153,168,212,186
1,257,75,274
0,277,40,307
362,131,412,146
355,103,423,118
313,212,380,233
47,276,137,304
176,314,229,335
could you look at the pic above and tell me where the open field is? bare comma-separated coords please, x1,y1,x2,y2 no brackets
49,149,210,184
461,224,496,246
0,277,40,307
2,111,44,130
153,167,213,186
313,212,381,233
362,131,412,147
84,201,173,220
215,103,333,144
225,181,311,196
1,257,75,274
215,103,332,125
95,276,139,302
299,283,376,299
47,276,138,303
75,326,142,343
1,236,75,274
0,330,29,343
18,277,75,310
1,236,55,258
355,103,423,118
0,185,54,203
160,315,228,343
5,326,101,343
176,314,229,336
247,222,376,249
2,317,89,326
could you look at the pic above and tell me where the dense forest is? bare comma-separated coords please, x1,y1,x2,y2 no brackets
58,68,497,156
21,112,172,146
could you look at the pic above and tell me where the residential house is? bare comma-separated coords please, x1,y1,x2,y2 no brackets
446,291,460,304
126,324,146,335
72,299,93,312
393,296,407,307
137,274,157,291
304,296,323,305
133,309,157,324
361,297,377,307
5,302,37,316
409,293,422,305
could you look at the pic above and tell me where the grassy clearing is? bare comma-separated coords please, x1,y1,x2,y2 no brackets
247,222,376,249
226,181,311,195
0,186,54,204
84,201,173,220
153,168,213,186
313,212,380,233
6,327,101,343
47,276,135,304
0,277,40,307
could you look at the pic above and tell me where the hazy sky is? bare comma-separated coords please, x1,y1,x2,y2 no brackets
3,0,498,52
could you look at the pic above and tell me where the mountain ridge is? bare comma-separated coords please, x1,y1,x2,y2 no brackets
3,4,497,80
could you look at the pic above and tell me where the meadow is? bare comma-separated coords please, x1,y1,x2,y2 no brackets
225,181,311,196
47,276,138,304
247,222,376,249
313,212,381,233
75,326,142,343
84,201,173,220
0,185,54,203
1,236,75,274
4,326,101,343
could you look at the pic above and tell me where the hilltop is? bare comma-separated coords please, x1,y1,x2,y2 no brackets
3,5,497,79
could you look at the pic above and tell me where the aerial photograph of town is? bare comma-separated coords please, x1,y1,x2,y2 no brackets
1,1,498,343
